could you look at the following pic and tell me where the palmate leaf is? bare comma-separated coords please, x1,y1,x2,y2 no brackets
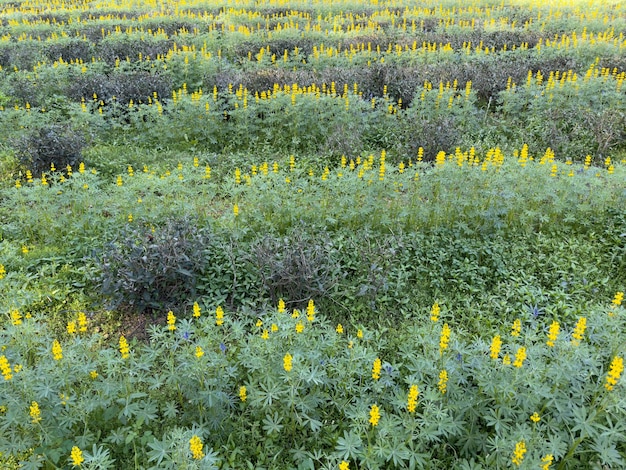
334,430,363,460
146,436,172,466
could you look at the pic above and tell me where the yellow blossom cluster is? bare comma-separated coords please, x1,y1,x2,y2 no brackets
604,356,624,391
407,385,419,413
189,435,204,460
372,357,381,380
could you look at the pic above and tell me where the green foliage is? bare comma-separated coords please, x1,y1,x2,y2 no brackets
0,299,624,468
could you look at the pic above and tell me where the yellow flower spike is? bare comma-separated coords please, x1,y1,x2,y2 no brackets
612,291,624,307
277,298,286,313
77,312,88,333
283,353,293,372
430,302,440,322
530,412,541,423
29,401,41,424
295,322,304,334
541,454,554,470
439,323,451,355
189,435,204,460
571,317,587,345
261,329,269,339
193,302,201,318
166,311,176,331
291,309,300,318
0,356,13,381
271,323,278,332
239,385,247,402
119,335,130,359
306,299,315,321
489,335,502,360
369,404,380,427
70,446,84,466
513,347,527,368
438,369,448,394
546,321,560,347
604,356,624,391
357,329,363,339
407,385,419,413
339,461,350,470
195,346,204,358
10,310,22,326
66,321,77,335
511,440,526,466
216,306,224,326
0,264,5,280
336,324,343,334
371,357,382,380
511,319,521,337
52,340,63,361
233,204,239,217
89,370,98,379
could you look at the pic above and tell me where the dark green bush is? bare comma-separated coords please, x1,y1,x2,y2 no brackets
99,218,208,314
13,124,86,176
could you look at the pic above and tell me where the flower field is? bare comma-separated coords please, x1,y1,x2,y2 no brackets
0,0,625,468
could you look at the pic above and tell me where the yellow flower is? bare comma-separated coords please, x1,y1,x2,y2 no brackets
195,346,204,358
52,339,63,361
13,364,22,373
29,401,41,424
604,356,624,391
277,298,286,313
369,404,380,426
439,323,451,355
511,440,526,466
372,358,381,380
261,329,269,340
502,354,511,365
216,306,224,326
0,355,13,381
119,335,130,359
295,322,304,334
438,369,448,394
193,302,201,318
546,321,560,347
513,347,527,368
271,323,278,332
283,353,293,372
571,317,586,346
612,291,623,307
291,309,300,318
233,204,239,217
489,335,502,360
511,319,521,337
67,321,77,335
430,302,440,322
89,370,98,379
10,309,22,326
407,385,419,413
339,461,349,470
530,412,541,423
541,454,554,470
77,312,88,333
189,435,204,460
336,324,343,334
306,299,315,321
239,385,247,402
0,264,5,279
167,311,176,331
357,329,363,339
